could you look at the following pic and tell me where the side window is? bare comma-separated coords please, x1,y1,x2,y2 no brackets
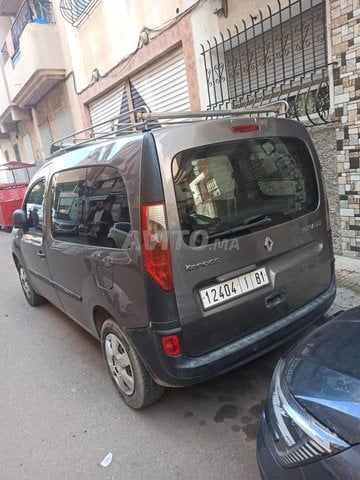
51,168,86,243
50,166,131,248
85,166,130,248
24,179,46,232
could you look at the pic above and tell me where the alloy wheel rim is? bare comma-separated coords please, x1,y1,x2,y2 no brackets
19,267,31,299
104,333,135,395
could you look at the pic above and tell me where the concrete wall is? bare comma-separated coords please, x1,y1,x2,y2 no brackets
4,23,65,105
0,16,11,45
190,0,281,109
64,0,199,92
0,59,10,118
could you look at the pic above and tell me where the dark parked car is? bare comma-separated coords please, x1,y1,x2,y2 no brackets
12,108,335,409
257,307,360,479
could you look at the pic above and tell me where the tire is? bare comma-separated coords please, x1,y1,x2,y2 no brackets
18,262,46,306
101,318,164,409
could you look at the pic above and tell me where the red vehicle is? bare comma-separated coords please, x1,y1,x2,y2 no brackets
0,162,37,231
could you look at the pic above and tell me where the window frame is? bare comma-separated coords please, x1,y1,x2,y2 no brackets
172,136,320,245
49,165,131,249
23,178,47,233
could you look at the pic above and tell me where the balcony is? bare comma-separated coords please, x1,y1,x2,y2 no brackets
60,0,100,27
2,1,65,108
0,70,10,135
0,62,31,133
0,105,31,134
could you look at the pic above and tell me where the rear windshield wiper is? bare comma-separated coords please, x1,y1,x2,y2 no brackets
208,215,273,241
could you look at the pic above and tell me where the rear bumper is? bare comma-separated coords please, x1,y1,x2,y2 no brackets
129,279,336,387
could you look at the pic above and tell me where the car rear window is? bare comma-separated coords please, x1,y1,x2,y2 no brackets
172,137,318,244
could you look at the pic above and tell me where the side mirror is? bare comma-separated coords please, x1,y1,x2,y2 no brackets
13,209,27,229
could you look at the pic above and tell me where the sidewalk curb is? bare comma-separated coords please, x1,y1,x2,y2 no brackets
335,255,360,294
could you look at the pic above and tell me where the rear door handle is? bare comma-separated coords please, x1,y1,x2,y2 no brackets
37,250,46,258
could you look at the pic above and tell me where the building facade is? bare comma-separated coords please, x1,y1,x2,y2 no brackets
0,0,358,256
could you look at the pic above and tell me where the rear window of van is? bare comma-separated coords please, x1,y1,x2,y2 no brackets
172,137,318,244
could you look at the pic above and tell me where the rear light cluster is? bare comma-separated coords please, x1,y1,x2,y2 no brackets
140,202,174,293
141,203,181,357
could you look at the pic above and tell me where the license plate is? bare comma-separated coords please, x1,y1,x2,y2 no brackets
199,267,270,310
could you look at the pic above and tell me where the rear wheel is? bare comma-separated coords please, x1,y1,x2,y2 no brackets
101,318,164,409
18,263,46,306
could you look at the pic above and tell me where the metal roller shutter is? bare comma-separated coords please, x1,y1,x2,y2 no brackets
88,84,128,133
130,48,190,112
88,48,190,132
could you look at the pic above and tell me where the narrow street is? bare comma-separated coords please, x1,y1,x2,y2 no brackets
0,230,358,480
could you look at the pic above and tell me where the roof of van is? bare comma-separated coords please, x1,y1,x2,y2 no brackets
49,104,290,154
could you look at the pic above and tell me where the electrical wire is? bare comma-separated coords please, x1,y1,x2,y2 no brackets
66,0,206,95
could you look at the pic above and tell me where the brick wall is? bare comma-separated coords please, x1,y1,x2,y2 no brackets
331,0,360,256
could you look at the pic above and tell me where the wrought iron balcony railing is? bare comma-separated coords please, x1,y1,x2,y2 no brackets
201,0,331,125
60,0,100,27
1,1,54,64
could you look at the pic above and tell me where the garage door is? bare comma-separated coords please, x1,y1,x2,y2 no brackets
130,48,190,112
88,83,129,134
88,48,190,132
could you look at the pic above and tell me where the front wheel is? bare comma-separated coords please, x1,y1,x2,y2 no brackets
101,319,164,409
18,263,46,306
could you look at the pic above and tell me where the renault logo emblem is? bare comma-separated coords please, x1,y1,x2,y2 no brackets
264,236,274,253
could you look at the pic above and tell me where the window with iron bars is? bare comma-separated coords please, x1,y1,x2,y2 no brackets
201,0,330,125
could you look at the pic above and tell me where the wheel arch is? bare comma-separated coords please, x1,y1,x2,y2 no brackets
93,305,130,339
12,253,21,270
93,306,112,339
92,307,144,363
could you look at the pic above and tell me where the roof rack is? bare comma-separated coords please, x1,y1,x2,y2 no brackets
50,100,288,155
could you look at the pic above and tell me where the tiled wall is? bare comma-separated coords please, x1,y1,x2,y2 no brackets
331,0,360,256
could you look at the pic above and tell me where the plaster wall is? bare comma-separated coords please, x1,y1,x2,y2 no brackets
64,0,199,92
190,0,281,109
4,23,65,104
0,59,10,118
0,16,11,44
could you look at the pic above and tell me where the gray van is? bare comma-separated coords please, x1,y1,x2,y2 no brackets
12,108,335,408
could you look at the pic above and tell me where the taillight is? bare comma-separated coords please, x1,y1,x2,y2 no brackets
140,202,174,292
231,124,260,134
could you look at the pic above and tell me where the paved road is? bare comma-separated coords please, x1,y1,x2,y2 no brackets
0,230,358,480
